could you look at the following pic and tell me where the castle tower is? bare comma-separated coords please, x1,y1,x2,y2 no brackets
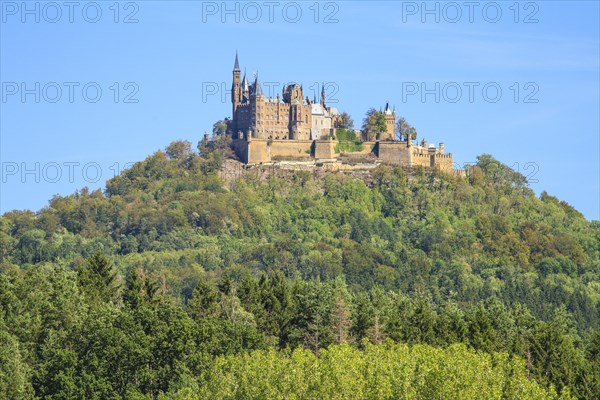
251,73,265,138
383,102,395,141
231,51,241,131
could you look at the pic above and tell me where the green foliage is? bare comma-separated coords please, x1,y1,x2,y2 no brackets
0,321,33,399
396,116,417,141
362,108,387,141
337,112,354,130
165,140,193,160
335,128,364,153
78,253,120,304
335,141,364,153
192,342,563,400
1,144,599,398
335,128,358,141
212,118,231,136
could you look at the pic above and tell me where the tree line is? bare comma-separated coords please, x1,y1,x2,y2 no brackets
0,140,599,398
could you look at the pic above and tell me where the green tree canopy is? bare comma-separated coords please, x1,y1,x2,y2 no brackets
337,112,354,130
361,109,387,141
396,116,417,141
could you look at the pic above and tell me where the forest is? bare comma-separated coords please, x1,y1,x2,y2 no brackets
0,137,599,399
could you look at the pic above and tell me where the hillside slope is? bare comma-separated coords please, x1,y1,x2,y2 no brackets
1,140,598,398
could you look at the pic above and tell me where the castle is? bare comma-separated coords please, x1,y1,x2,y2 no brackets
230,51,344,141
229,52,454,171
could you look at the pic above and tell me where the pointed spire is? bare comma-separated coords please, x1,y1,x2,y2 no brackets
233,50,240,72
253,72,263,97
241,69,249,91
320,82,326,106
384,101,393,115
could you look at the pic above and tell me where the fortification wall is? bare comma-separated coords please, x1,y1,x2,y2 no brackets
232,139,250,163
232,138,456,171
269,140,313,160
432,153,454,173
314,139,337,160
412,152,433,168
231,139,271,164
377,142,412,165
233,139,314,164
364,141,377,154
248,140,270,163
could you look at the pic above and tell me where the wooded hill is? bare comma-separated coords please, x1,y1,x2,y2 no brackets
1,138,598,399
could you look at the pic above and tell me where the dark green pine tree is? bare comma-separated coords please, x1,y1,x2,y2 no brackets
187,278,220,320
123,267,144,309
258,272,294,348
467,304,496,353
78,253,120,304
217,271,233,296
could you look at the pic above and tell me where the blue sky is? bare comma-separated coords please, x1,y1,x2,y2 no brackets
1,1,599,220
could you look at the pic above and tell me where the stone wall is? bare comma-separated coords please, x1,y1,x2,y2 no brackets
377,142,412,166
314,139,337,160
412,152,433,168
269,140,313,160
231,139,249,163
232,139,313,163
232,138,454,171
432,153,454,173
248,140,270,163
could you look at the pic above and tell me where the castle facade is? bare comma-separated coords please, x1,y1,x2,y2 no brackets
228,52,454,172
231,52,341,141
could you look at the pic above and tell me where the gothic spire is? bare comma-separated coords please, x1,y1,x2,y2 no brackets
320,82,325,106
241,69,249,91
233,50,240,72
253,72,263,97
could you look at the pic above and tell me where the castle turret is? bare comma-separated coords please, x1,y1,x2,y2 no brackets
231,51,241,129
383,102,395,141
252,73,265,137
241,69,249,101
252,72,264,98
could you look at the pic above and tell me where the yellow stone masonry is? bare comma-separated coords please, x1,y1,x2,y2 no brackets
228,53,456,171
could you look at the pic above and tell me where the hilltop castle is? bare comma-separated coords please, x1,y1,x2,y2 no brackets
230,51,345,141
228,52,453,171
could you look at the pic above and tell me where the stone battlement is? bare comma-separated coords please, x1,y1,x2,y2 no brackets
227,52,456,172
231,136,455,171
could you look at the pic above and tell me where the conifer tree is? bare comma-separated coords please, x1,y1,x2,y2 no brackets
78,253,119,304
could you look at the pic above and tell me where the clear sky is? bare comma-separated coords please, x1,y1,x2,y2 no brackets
1,1,599,220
